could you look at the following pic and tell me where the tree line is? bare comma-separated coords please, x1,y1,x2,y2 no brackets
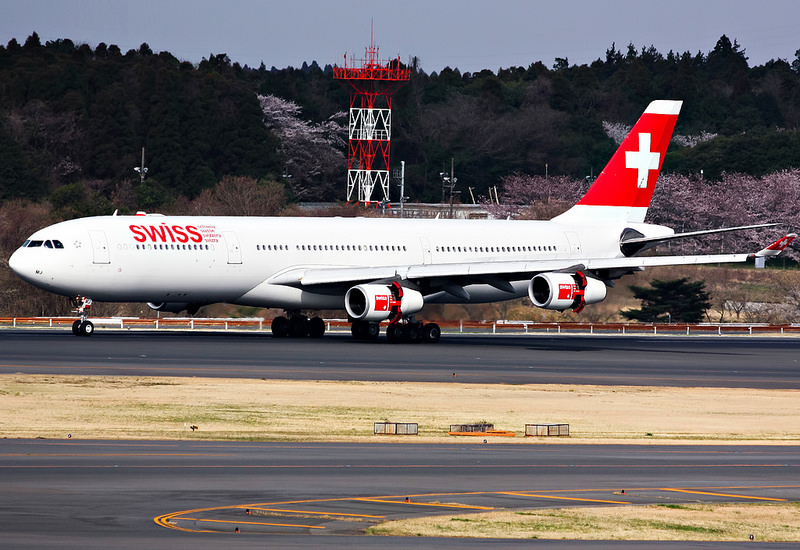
2,33,800,211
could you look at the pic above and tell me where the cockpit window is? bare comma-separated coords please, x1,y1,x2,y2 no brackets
23,239,63,249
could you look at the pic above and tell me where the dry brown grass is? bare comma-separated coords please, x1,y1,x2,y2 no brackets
1,374,798,443
368,502,800,541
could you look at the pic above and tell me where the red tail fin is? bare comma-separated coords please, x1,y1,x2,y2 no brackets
553,100,682,224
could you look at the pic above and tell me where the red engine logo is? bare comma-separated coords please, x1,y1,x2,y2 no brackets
558,283,575,300
374,295,390,312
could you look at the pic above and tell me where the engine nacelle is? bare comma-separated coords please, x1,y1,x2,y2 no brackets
528,272,607,312
147,302,196,314
345,284,424,322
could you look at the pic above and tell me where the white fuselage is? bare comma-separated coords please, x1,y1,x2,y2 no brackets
9,214,637,310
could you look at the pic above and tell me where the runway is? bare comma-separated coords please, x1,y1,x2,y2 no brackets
1,328,799,388
2,439,798,549
2,329,799,547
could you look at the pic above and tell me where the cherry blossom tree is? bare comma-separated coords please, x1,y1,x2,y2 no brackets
258,94,346,200
484,173,587,219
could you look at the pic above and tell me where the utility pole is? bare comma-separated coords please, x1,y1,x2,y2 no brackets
134,147,148,184
440,158,458,218
448,158,454,219
399,160,406,218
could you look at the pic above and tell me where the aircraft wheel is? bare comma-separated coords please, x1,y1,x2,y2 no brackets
423,323,441,344
386,324,397,342
288,315,309,338
271,316,289,338
72,319,82,336
366,322,380,340
392,323,406,342
79,320,94,337
351,321,370,339
308,317,326,338
406,322,422,343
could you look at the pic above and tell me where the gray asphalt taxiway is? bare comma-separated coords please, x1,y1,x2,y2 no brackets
1,328,800,388
2,439,798,549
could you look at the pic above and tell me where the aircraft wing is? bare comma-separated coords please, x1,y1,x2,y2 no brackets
620,223,778,255
268,253,752,289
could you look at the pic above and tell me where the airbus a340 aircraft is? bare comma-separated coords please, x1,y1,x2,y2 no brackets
8,100,793,342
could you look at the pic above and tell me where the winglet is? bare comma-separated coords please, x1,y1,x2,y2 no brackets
754,233,796,257
754,233,796,268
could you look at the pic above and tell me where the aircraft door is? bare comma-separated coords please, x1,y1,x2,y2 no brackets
565,231,582,255
222,231,242,264
88,230,111,264
419,237,432,264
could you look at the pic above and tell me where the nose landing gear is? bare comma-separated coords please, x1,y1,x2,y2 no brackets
70,296,94,337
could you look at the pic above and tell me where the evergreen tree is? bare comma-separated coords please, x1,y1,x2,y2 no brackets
623,278,711,323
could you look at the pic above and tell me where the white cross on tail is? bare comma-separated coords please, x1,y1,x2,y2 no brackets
625,132,660,188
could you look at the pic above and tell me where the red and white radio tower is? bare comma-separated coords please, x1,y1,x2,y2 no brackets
333,33,410,205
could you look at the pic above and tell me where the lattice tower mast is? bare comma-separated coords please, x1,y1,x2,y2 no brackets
333,32,409,204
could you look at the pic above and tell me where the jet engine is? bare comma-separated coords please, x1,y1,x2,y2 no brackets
345,283,424,322
528,272,606,313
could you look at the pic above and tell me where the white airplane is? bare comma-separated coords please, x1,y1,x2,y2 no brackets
8,100,791,341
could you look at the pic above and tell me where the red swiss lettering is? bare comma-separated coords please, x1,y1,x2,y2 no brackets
129,225,146,242
163,224,176,242
141,225,168,242
186,226,203,243
172,226,189,243
129,223,204,243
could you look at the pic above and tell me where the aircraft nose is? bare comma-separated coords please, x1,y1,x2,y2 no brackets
8,248,34,282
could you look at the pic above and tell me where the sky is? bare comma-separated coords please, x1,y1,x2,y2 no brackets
1,0,799,74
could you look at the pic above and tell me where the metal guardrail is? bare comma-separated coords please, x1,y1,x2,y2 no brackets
1,317,800,335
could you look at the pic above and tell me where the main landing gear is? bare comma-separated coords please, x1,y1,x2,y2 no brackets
386,320,441,344
70,296,94,337
270,313,441,343
270,312,326,338
351,319,441,343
